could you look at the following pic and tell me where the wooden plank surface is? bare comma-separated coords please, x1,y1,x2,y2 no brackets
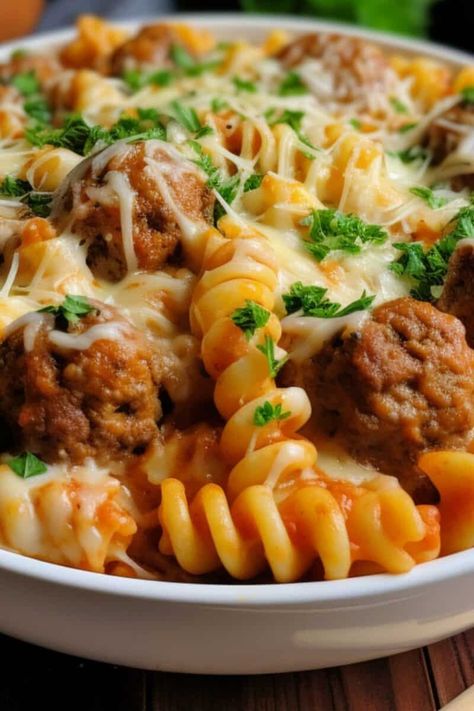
0,630,472,711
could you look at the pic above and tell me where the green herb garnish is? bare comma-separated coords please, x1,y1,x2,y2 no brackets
257,335,287,378
24,95,51,124
0,175,51,216
349,118,361,130
253,401,291,426
233,76,257,93
0,175,31,197
388,145,428,164
390,204,474,300
283,282,375,318
39,295,95,324
11,70,39,96
171,100,202,133
398,122,418,133
460,86,474,104
278,71,308,96
389,96,408,113
410,186,447,209
8,452,47,478
231,300,271,340
243,174,264,192
301,209,388,261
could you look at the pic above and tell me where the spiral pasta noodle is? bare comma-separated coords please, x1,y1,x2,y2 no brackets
158,221,440,581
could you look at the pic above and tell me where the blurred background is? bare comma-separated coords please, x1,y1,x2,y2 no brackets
0,0,472,52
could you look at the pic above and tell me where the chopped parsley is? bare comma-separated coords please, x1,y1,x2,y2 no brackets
22,192,52,217
278,71,308,97
169,44,219,76
11,70,40,96
389,96,408,113
210,97,229,113
301,209,388,261
195,125,214,139
122,68,172,92
349,118,361,130
388,145,427,164
410,186,447,209
268,109,317,155
253,401,291,426
8,452,47,479
189,141,240,220
398,122,418,133
24,95,51,124
0,175,31,197
283,282,375,318
171,100,202,133
0,176,51,216
243,174,264,192
390,204,474,301
39,295,95,325
232,76,257,93
26,112,166,155
257,335,287,378
231,300,271,340
460,86,474,104
170,43,196,71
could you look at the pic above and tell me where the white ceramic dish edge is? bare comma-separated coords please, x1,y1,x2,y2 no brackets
0,15,473,673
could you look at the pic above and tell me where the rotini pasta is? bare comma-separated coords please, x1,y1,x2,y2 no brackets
0,17,471,584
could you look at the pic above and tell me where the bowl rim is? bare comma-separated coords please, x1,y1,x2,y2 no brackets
0,13,473,608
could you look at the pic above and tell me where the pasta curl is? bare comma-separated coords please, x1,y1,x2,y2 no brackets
0,464,136,572
419,451,474,555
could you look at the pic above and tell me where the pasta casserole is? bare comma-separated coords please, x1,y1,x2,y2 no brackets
0,16,473,583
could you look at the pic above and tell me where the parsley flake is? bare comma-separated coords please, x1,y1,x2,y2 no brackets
243,174,264,192
389,96,408,113
398,122,418,133
460,86,474,104
8,451,47,478
233,76,257,93
39,295,95,325
231,300,271,340
410,186,448,209
278,71,308,96
390,204,474,301
253,401,291,426
171,100,202,133
301,209,388,261
387,145,427,164
257,335,287,378
11,70,40,96
0,175,30,198
283,282,375,318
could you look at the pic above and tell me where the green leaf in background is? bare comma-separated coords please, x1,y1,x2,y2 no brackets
355,0,435,36
241,0,435,36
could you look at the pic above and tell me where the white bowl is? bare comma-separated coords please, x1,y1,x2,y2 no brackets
0,14,473,674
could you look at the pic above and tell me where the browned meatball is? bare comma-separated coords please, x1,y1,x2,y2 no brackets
437,241,474,346
0,299,161,463
110,24,196,75
52,141,215,281
277,33,391,106
291,297,474,501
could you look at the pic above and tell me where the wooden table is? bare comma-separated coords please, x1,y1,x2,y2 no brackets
0,630,472,710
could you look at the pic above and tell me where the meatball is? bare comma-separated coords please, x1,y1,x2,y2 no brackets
277,33,391,106
294,297,474,501
424,102,474,189
0,299,161,463
437,240,474,347
110,24,196,75
52,140,215,281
